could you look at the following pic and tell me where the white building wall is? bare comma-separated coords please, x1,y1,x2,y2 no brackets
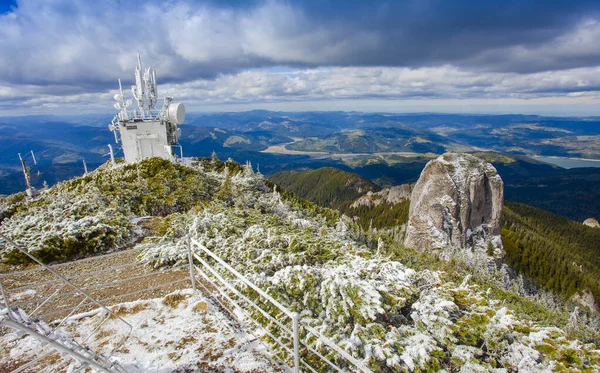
119,119,175,163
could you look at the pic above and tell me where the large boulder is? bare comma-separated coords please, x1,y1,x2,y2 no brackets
404,153,504,262
583,218,600,229
571,289,599,313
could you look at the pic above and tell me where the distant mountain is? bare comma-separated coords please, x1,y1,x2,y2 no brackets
179,125,293,153
0,162,101,196
286,126,459,154
0,119,118,178
269,167,380,208
473,152,600,222
2,111,600,197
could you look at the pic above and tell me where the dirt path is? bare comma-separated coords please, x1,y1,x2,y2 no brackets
1,248,191,322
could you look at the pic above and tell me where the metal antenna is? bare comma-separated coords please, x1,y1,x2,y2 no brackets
108,53,184,164
30,150,37,165
82,159,88,176
18,153,37,198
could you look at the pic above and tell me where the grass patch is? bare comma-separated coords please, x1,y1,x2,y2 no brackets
111,302,149,316
162,293,189,308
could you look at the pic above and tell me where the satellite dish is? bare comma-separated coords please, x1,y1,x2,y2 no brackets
114,103,121,110
114,93,123,101
167,102,185,124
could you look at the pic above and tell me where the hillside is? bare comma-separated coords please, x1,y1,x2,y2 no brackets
1,157,599,371
269,163,600,314
503,201,600,305
286,127,455,154
0,158,221,263
269,167,380,209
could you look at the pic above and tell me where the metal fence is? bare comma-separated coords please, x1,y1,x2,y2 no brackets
0,234,190,373
1,233,373,373
189,238,373,373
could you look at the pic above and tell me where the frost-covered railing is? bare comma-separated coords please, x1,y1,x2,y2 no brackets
0,234,191,373
189,238,373,373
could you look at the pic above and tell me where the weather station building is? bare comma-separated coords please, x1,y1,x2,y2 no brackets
109,55,185,164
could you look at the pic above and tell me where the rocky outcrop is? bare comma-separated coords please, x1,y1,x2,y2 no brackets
404,153,504,261
350,183,414,208
571,290,599,313
583,218,600,229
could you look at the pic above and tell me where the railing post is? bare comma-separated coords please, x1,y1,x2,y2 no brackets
0,280,10,310
187,235,197,293
292,312,300,373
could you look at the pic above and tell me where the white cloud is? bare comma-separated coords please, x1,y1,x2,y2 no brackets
1,0,600,115
3,65,600,116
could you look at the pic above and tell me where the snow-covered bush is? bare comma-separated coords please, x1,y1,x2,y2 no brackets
5,156,597,371
0,158,220,263
140,167,600,372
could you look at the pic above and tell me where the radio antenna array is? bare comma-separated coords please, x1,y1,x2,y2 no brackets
108,53,185,164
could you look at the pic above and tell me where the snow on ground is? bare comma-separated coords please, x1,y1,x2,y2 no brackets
0,289,283,373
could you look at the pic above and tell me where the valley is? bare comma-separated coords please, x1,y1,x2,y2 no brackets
2,112,600,372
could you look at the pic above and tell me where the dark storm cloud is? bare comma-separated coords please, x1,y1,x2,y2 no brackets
2,0,600,112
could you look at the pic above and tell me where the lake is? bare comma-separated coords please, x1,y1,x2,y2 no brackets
531,155,600,169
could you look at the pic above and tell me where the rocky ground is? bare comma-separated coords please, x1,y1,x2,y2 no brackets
1,289,282,372
0,247,282,372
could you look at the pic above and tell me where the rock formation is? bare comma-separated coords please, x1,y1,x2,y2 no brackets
571,289,599,313
583,217,600,229
404,153,504,261
350,183,414,208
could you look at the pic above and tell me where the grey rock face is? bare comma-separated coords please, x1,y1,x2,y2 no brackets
404,153,504,260
583,218,600,229
571,289,599,313
350,183,414,208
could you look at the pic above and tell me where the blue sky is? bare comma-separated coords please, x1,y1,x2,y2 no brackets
1,0,600,115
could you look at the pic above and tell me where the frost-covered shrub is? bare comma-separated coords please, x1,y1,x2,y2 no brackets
0,158,221,263
135,161,600,372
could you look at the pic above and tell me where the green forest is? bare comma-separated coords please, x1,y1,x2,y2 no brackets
269,167,379,208
339,200,410,231
502,201,600,302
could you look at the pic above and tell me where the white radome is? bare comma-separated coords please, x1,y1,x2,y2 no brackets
167,102,185,125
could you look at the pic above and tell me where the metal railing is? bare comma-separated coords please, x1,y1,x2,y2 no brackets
1,232,374,373
0,234,191,373
189,238,373,373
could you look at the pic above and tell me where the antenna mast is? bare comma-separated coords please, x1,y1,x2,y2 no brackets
18,153,37,198
108,144,116,166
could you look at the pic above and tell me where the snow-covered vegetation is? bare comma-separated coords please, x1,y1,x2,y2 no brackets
140,159,600,371
0,158,220,263
2,157,599,371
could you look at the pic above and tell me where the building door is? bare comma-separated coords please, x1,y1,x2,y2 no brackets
138,139,154,159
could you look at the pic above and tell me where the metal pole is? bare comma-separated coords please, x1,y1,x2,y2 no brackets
108,144,116,166
187,235,197,293
0,319,114,373
0,280,10,310
292,312,300,373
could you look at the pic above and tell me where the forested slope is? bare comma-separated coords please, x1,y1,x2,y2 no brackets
269,167,379,208
502,201,600,303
